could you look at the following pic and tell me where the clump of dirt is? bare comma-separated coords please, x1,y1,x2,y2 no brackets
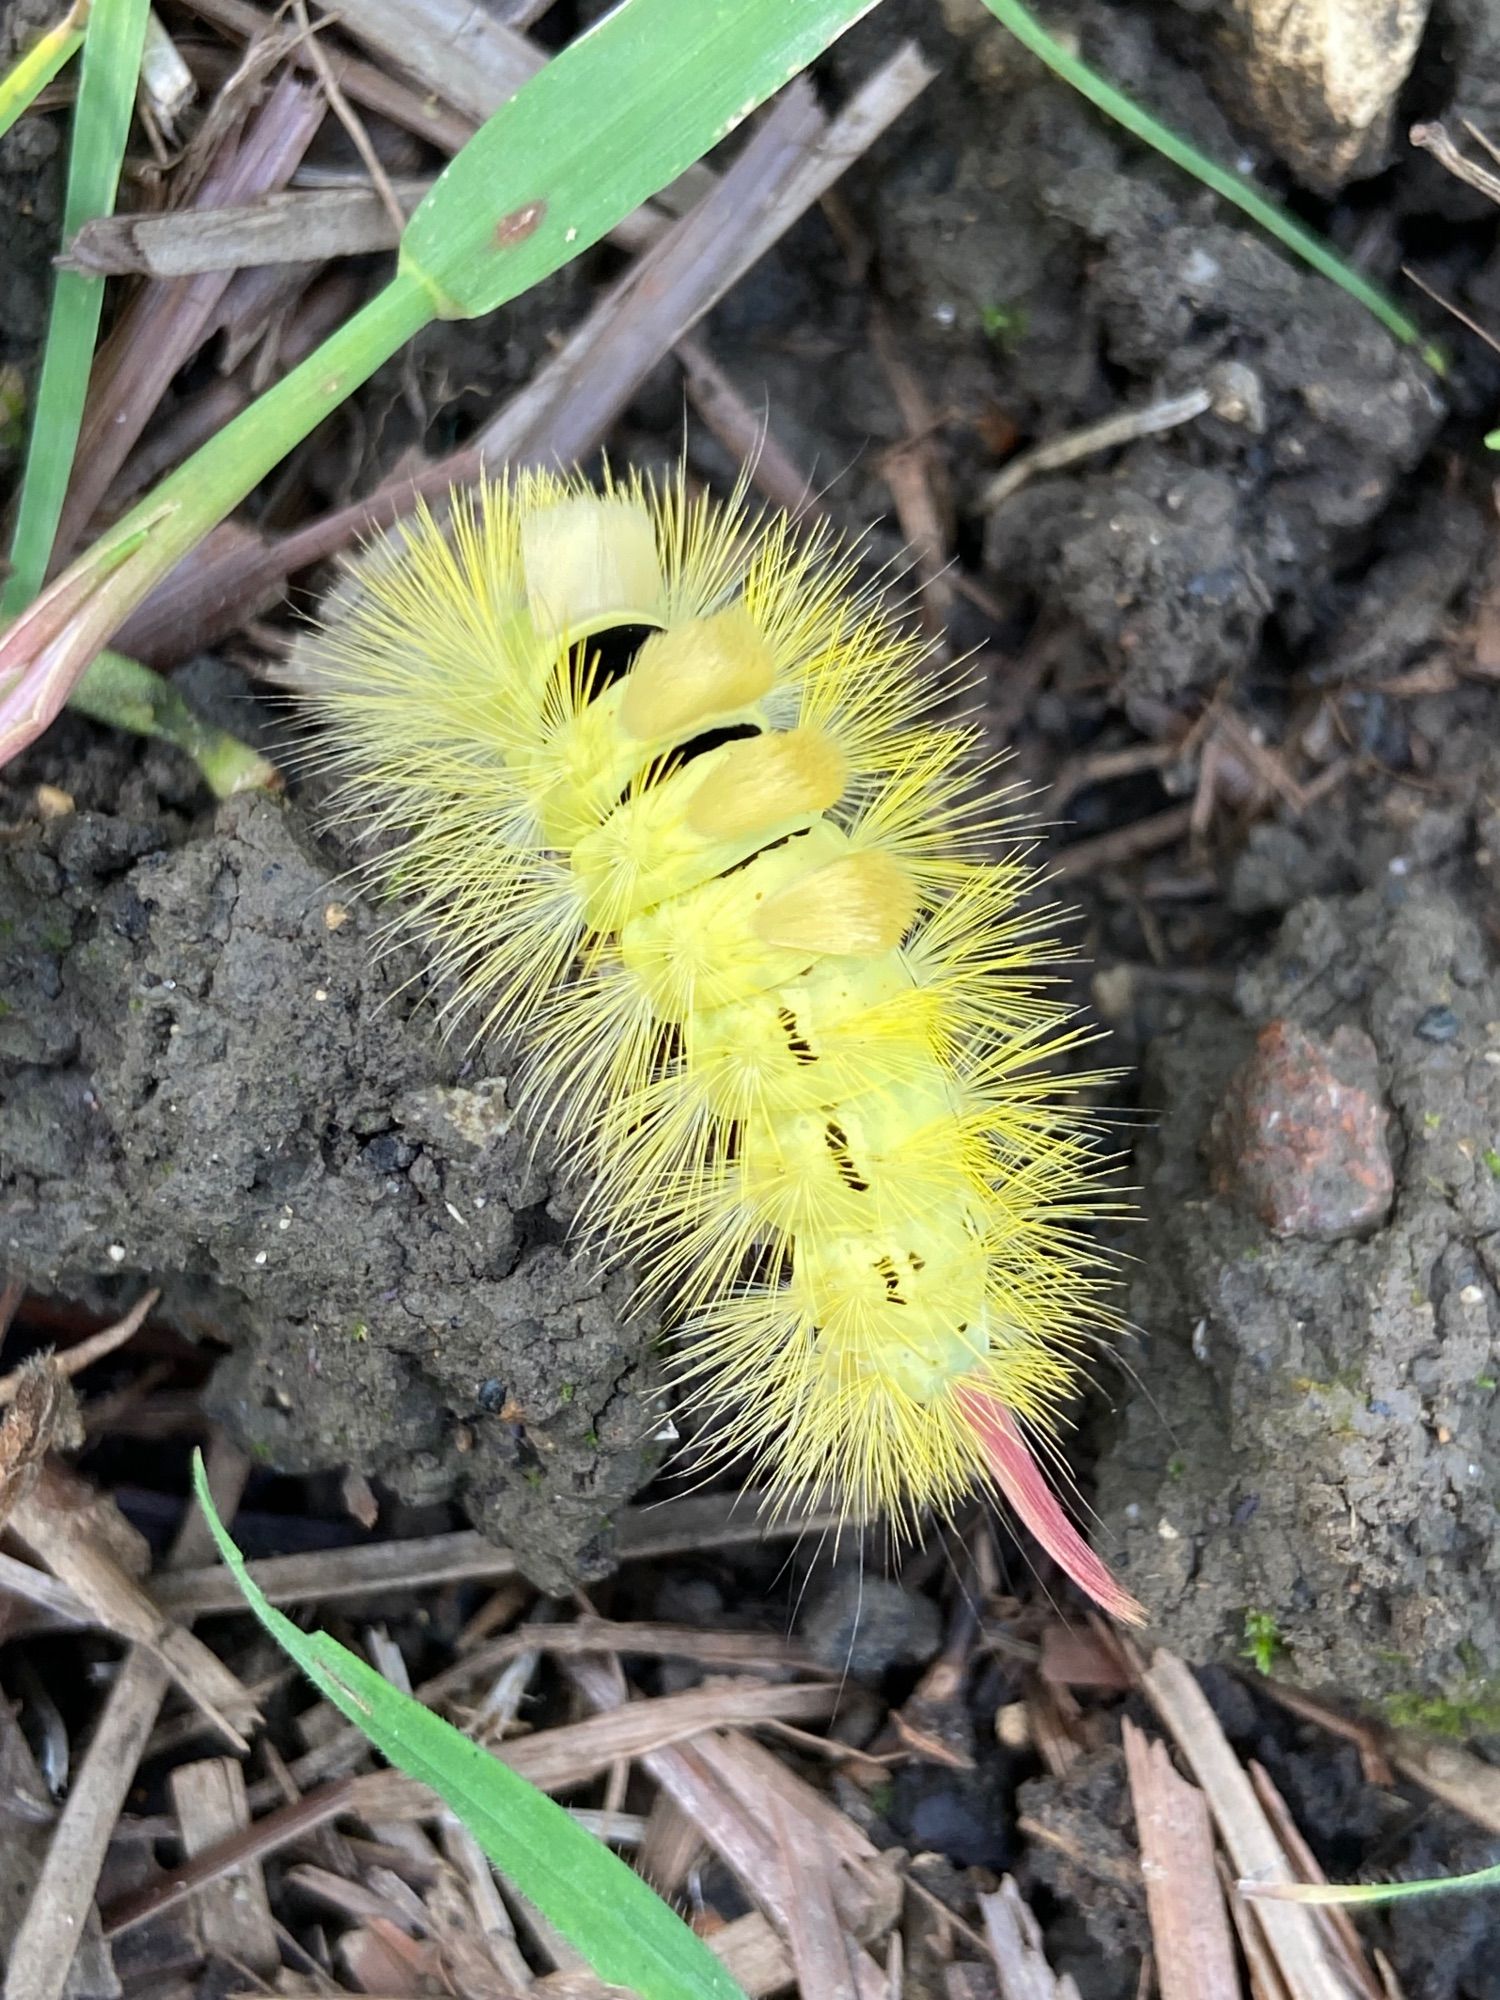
0,731,659,1591
1095,859,1500,1712
864,5,1451,707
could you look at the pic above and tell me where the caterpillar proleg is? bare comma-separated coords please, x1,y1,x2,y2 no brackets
304,469,1142,1624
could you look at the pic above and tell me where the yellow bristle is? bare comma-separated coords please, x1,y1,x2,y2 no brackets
520,492,665,639
299,465,1140,1623
685,726,846,841
619,603,775,741
752,849,917,956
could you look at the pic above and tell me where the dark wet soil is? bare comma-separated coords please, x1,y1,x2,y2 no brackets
6,0,1500,1892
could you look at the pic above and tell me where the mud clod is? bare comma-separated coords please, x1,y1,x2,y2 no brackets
0,789,661,1591
1097,884,1500,1709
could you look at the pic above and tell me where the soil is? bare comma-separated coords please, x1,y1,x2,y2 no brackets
0,735,660,1591
6,0,1500,1741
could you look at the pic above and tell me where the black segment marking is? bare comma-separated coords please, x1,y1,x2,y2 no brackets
578,623,656,698
824,1121,870,1194
778,1007,817,1064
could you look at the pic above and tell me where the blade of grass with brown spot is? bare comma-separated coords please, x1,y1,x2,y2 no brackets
0,0,884,767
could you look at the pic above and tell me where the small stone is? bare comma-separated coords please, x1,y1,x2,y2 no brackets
35,784,74,819
1210,1020,1393,1240
1415,1005,1460,1043
799,1571,941,1679
995,1702,1031,1750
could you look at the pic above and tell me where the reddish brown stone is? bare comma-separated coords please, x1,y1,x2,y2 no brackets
1210,1020,1393,1240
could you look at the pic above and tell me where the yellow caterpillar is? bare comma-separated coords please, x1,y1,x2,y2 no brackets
302,468,1142,1623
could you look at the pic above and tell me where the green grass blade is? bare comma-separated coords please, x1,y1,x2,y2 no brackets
191,1452,748,2000
1241,1861,1500,1908
402,0,883,317
978,0,1444,374
0,0,886,767
0,2,86,145
70,648,277,795
2,0,152,618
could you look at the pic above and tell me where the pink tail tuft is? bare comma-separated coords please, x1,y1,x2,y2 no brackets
955,1387,1145,1626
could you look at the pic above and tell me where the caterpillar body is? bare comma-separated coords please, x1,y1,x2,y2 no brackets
304,468,1142,1623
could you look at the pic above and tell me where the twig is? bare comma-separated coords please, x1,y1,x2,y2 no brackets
8,1490,849,1631
101,1770,381,1937
0,1288,159,1408
65,181,430,276
291,1,406,238
981,387,1213,512
1389,1731,1500,1837
0,1649,174,2000
1051,803,1195,880
1410,120,1500,206
8,1460,258,1747
1399,263,1500,361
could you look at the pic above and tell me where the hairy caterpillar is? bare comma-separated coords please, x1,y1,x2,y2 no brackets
302,469,1142,1623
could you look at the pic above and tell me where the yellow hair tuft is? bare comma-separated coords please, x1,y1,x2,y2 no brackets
300,466,1142,1623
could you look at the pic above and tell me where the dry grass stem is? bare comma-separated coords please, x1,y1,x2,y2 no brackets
56,71,327,553
181,0,473,150
477,78,829,469
1141,1648,1359,2000
66,182,431,275
119,40,933,674
980,386,1214,513
979,1878,1083,2000
170,1756,280,1976
1121,1718,1238,2000
0,1288,160,1407
291,1,407,237
562,1654,895,1995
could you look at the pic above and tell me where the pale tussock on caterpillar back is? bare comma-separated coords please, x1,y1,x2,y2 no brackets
302,467,1143,1625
